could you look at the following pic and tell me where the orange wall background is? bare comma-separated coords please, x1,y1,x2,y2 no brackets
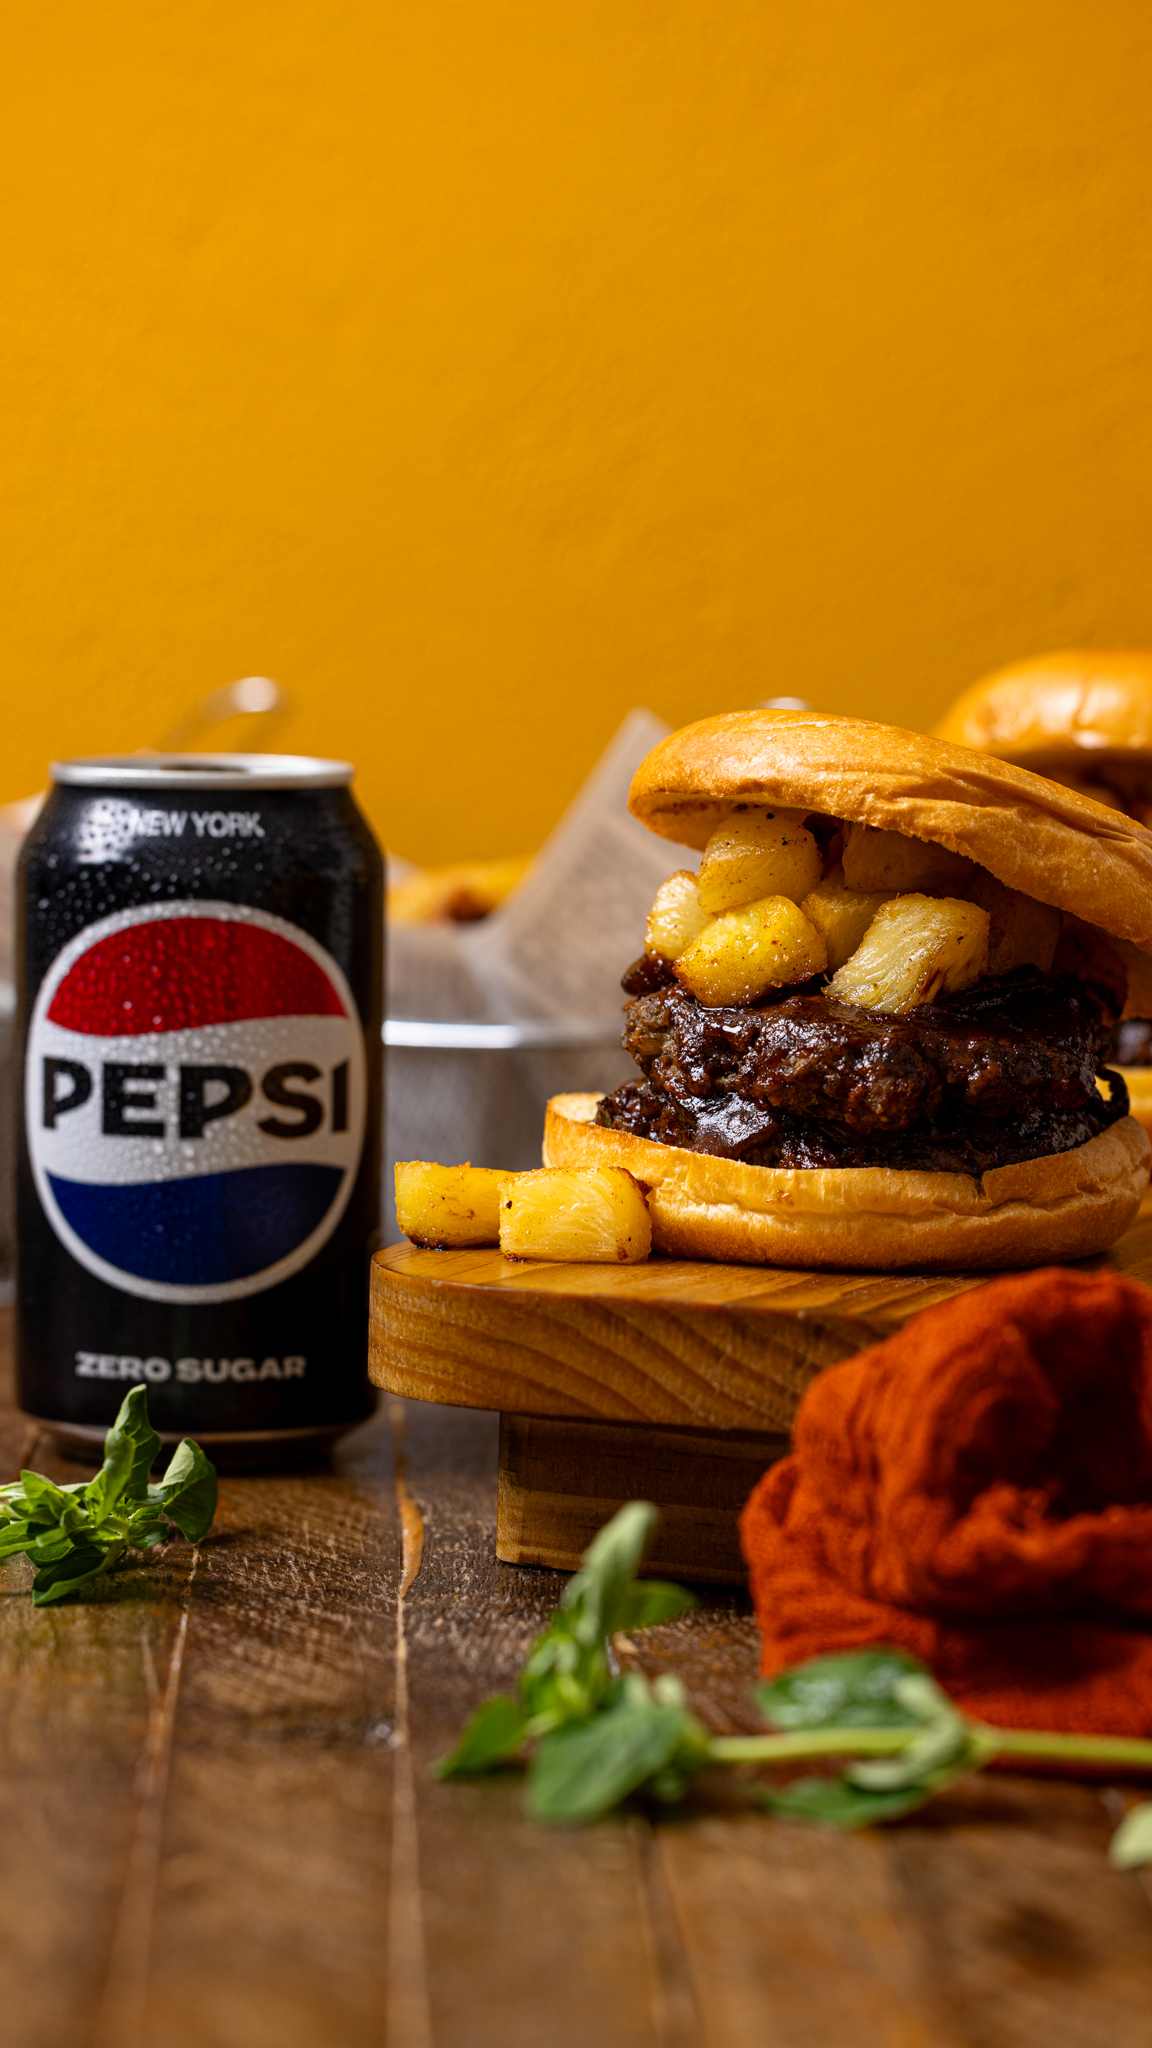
4,3,1152,862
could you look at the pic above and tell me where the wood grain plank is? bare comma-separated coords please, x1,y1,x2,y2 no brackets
0,1317,188,2048
370,1262,896,1427
393,1396,671,2048
6,1295,1152,2046
658,1814,956,2048
371,1215,1152,1431
139,1448,399,2048
0,1311,400,2048
0,1545,187,2048
881,1776,1152,2048
496,1414,786,1581
621,1599,1152,2048
374,1240,1004,1314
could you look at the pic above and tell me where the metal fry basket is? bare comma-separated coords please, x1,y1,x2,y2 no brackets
382,1018,634,1242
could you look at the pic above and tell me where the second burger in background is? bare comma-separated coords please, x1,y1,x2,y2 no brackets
935,650,1152,1132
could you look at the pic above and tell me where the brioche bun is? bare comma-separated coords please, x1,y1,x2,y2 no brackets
545,1095,1150,1272
934,650,1152,766
629,710,1152,956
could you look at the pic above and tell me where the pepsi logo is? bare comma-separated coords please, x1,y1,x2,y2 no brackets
26,902,366,1303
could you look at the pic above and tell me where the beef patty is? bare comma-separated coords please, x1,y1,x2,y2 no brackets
596,963,1127,1174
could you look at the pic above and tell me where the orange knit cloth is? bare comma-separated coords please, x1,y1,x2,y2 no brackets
740,1268,1152,1736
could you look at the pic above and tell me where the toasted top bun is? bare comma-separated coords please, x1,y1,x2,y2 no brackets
934,650,1152,763
629,709,1152,955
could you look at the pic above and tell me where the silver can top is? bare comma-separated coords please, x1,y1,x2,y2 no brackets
48,752,354,791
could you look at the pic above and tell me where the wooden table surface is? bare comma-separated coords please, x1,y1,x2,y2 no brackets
4,1303,1152,2048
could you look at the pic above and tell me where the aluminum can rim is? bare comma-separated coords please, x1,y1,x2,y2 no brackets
48,751,354,790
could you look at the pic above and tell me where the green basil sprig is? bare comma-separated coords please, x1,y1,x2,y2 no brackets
435,1500,707,1821
438,1501,1152,1865
745,1649,997,1828
0,1387,217,1605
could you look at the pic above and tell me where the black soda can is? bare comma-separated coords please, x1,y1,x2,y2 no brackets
16,753,383,1465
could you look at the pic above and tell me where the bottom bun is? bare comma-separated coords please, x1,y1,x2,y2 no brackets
543,1095,1151,1271
1119,1066,1152,1142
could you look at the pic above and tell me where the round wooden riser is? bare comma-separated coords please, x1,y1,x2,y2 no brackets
369,1221,1152,1581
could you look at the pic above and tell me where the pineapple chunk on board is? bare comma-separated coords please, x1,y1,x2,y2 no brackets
697,810,821,914
828,895,990,1014
500,1167,651,1264
395,1161,514,1248
842,823,978,895
800,865,899,970
675,896,827,1006
646,870,713,961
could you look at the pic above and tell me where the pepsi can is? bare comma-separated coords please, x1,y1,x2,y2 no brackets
16,754,383,1464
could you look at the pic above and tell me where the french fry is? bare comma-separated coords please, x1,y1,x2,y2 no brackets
645,870,714,961
499,1167,651,1264
697,810,821,914
388,857,530,924
675,896,827,1006
828,895,990,1013
841,823,978,895
395,1161,514,1248
800,865,899,970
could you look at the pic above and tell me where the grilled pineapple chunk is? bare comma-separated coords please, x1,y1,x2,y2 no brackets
395,1161,514,1248
697,810,821,914
500,1167,651,1264
675,896,827,1006
645,870,714,961
842,823,978,895
800,865,899,971
957,871,1061,976
828,895,990,1013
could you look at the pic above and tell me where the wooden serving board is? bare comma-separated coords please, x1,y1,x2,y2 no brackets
369,1215,1152,1582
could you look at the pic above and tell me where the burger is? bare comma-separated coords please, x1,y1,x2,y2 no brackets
543,710,1152,1270
936,650,1152,1133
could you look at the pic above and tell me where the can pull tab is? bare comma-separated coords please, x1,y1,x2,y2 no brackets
154,676,288,752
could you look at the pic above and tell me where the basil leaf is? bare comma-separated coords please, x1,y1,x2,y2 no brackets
59,1505,96,1543
87,1387,161,1517
562,1501,658,1646
761,1774,940,1830
0,1477,85,1507
756,1648,937,1731
528,1697,691,1825
433,1502,700,1806
435,1696,530,1779
617,1580,697,1630
0,1392,216,1607
17,1472,77,1524
31,1540,124,1606
1110,1802,1152,1869
521,1611,602,1725
26,1528,86,1563
147,1438,218,1542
